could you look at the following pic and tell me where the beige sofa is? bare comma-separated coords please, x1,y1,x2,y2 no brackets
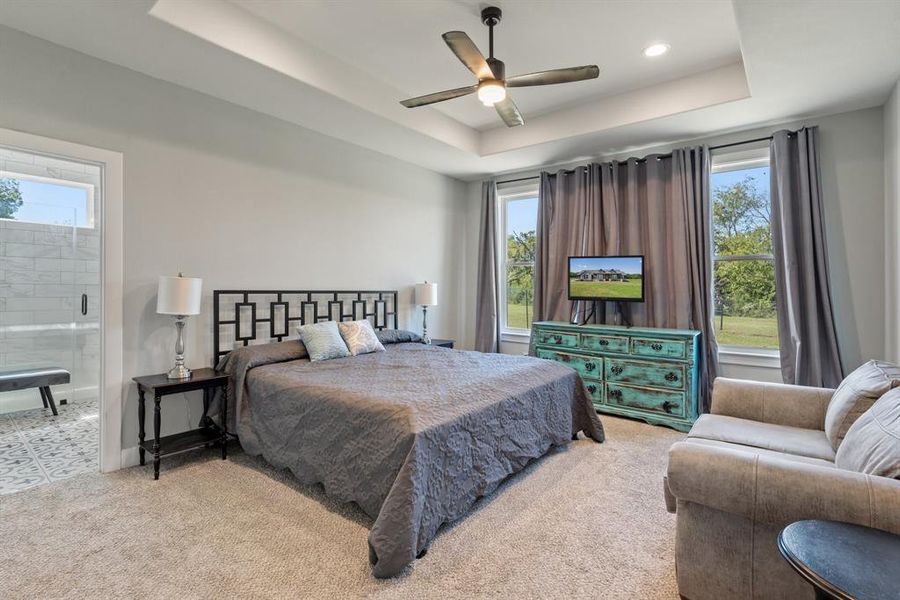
664,377,900,600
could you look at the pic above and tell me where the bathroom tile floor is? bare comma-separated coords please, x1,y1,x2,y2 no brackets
0,398,98,495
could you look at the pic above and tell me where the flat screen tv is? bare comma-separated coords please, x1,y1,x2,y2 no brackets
568,255,645,302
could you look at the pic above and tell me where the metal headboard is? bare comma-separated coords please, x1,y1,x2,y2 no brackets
212,289,399,364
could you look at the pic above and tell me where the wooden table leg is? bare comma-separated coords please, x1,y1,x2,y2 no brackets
137,387,146,466
221,384,228,460
153,394,161,480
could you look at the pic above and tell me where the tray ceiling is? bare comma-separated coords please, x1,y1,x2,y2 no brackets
0,0,898,179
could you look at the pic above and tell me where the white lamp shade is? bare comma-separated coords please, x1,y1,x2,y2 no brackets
415,282,438,306
157,275,202,316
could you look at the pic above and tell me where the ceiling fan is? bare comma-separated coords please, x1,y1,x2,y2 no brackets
400,6,599,127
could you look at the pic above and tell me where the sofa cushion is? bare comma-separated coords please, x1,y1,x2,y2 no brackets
663,438,838,514
835,387,900,478
825,360,900,451
680,437,837,469
688,414,836,462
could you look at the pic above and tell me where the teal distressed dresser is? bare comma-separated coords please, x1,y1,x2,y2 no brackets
530,321,701,432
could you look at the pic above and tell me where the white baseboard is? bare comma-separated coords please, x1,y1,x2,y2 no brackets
120,446,140,469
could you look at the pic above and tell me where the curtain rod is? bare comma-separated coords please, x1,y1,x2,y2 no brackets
495,134,782,186
709,135,775,152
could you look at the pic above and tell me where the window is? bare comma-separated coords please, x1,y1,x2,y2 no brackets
500,181,539,335
711,147,779,351
0,172,95,228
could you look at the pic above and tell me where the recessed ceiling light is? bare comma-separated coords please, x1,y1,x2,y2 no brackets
643,43,670,58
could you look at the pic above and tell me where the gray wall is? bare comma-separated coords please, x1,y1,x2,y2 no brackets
463,107,888,382
0,28,468,458
886,78,900,364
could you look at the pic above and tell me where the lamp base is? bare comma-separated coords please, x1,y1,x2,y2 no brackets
422,305,431,344
166,365,192,380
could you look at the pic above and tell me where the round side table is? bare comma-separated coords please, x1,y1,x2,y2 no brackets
778,519,900,600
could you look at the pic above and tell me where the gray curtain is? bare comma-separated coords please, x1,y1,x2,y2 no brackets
534,148,719,411
770,127,843,387
474,180,501,352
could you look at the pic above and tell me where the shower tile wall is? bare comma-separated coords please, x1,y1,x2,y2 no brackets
0,152,101,415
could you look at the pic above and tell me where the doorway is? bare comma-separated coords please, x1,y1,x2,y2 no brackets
0,131,122,493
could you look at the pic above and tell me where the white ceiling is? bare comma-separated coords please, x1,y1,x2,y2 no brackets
235,0,743,130
0,0,898,180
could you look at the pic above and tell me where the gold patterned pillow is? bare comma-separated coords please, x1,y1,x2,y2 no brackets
337,320,386,356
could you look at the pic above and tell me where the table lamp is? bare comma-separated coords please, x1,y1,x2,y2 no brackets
157,273,202,379
415,281,438,344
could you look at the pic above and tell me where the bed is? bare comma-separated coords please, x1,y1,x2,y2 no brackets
213,289,604,577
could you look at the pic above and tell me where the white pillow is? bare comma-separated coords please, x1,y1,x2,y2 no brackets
337,320,385,356
297,321,350,362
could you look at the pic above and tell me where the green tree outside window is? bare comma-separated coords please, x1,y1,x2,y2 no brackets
0,178,24,219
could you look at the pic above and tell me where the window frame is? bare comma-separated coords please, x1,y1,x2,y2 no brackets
710,147,780,362
498,180,540,339
0,170,96,229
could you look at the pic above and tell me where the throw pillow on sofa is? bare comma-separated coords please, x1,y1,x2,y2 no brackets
825,360,900,450
835,387,900,479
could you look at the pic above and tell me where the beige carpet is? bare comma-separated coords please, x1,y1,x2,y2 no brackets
0,416,683,599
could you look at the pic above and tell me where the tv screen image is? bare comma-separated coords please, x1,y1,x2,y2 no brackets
568,255,644,302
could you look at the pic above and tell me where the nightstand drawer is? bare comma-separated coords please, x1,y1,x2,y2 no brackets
631,337,687,359
605,358,686,390
534,330,579,349
535,349,602,378
606,383,686,418
580,333,629,353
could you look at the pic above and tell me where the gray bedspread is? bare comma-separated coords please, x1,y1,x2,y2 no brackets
217,341,604,577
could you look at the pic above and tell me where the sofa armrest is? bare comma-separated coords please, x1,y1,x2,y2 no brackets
666,441,900,534
711,377,834,430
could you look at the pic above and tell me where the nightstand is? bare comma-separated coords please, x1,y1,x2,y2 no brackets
133,368,229,480
430,339,455,349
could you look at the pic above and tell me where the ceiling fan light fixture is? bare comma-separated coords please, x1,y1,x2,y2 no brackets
642,42,670,58
477,79,506,106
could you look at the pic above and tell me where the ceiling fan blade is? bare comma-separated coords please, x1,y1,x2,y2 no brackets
506,65,600,88
495,95,524,128
400,85,477,108
442,31,494,80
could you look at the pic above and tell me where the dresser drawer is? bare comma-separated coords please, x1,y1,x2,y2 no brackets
534,330,579,349
580,333,629,354
535,349,602,378
631,337,687,359
605,358,686,390
606,383,686,418
582,379,603,405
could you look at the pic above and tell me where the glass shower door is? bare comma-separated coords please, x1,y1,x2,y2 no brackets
1,144,103,493
0,201,78,415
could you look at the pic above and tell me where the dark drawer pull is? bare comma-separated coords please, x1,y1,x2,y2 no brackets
610,365,623,375
584,361,597,372
586,384,597,394
662,400,675,413
553,335,563,344
650,343,663,351
665,372,678,382
609,389,622,400
81,293,88,316
598,339,609,346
